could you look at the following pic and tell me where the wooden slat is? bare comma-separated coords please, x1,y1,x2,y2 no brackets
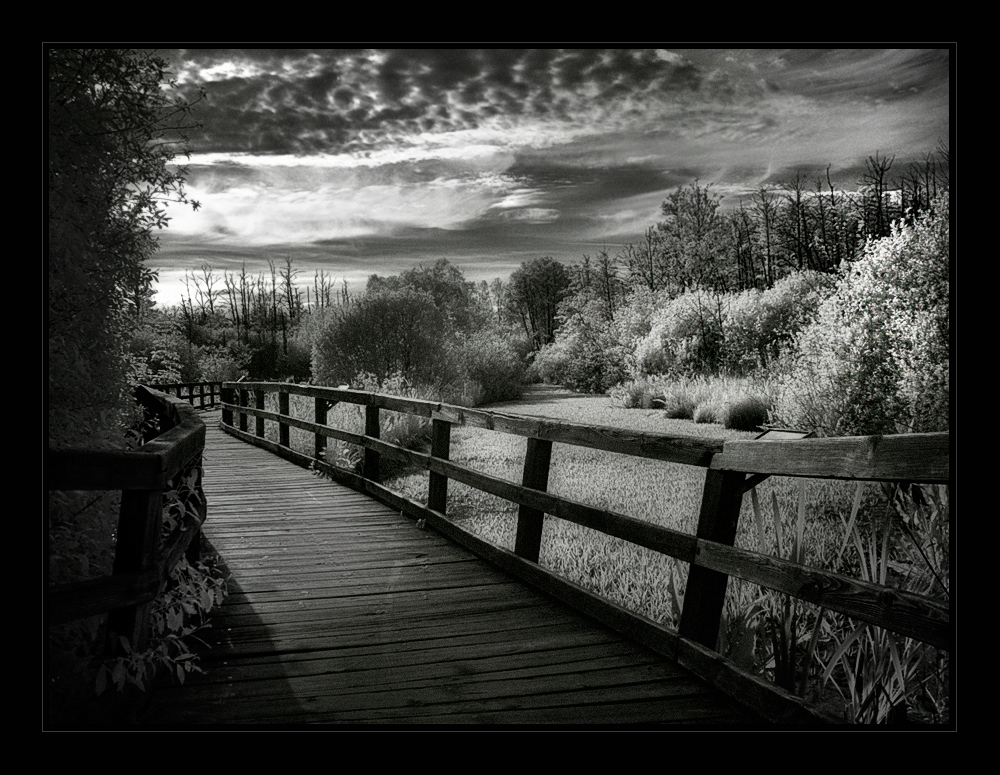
143,416,767,726
712,432,950,483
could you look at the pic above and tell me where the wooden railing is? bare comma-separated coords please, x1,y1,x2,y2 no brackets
148,381,224,410
220,381,951,723
46,387,208,650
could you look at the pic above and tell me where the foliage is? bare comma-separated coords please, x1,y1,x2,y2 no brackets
542,297,634,394
721,271,834,375
656,180,732,293
771,194,950,435
692,402,722,424
817,483,949,723
634,288,727,377
453,326,527,405
312,288,453,390
368,259,489,335
49,48,200,449
723,396,770,432
97,555,228,697
503,257,572,349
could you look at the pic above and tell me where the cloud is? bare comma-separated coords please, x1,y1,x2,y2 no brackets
163,48,725,156
147,47,950,308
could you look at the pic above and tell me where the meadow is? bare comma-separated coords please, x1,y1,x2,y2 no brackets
262,381,950,725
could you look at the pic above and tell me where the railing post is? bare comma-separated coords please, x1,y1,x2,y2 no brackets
254,389,265,437
678,469,747,649
279,390,290,448
221,386,234,426
314,397,328,462
239,389,249,432
428,418,452,513
199,383,206,409
106,488,162,651
514,437,552,563
364,404,380,482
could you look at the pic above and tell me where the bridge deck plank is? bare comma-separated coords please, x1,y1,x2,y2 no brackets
142,413,758,726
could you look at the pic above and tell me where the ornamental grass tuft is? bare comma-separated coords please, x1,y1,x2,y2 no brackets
724,396,770,432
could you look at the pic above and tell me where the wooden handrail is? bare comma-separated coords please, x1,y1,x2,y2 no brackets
46,387,208,650
147,381,224,410
219,381,951,722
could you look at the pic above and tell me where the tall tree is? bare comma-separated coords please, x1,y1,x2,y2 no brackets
656,181,732,293
504,257,571,349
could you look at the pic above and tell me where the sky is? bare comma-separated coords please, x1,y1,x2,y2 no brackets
148,47,952,308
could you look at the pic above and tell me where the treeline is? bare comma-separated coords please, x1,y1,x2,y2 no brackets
527,148,950,436
135,143,949,434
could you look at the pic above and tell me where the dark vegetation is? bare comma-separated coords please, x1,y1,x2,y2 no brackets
48,49,222,726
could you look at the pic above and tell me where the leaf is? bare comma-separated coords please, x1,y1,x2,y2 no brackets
112,661,128,691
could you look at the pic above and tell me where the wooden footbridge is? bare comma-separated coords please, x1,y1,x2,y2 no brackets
47,383,951,727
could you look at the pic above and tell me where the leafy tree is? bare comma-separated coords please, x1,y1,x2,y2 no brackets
655,181,733,294
367,258,488,334
620,226,667,293
47,48,203,723
49,48,201,447
312,288,452,389
503,257,571,349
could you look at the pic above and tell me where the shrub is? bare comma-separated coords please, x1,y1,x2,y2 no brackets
723,396,770,432
772,194,949,436
312,288,454,390
527,339,574,385
454,327,525,405
611,379,662,409
722,272,834,375
634,288,726,377
664,391,699,420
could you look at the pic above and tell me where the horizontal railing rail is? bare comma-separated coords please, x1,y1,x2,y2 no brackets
148,381,224,410
219,381,951,723
47,387,208,649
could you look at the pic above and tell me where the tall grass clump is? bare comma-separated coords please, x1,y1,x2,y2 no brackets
723,396,770,432
718,477,950,724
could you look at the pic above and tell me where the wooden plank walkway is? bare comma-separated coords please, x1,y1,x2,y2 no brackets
141,413,760,726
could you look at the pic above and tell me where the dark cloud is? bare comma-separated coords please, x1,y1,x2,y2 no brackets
163,48,725,156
